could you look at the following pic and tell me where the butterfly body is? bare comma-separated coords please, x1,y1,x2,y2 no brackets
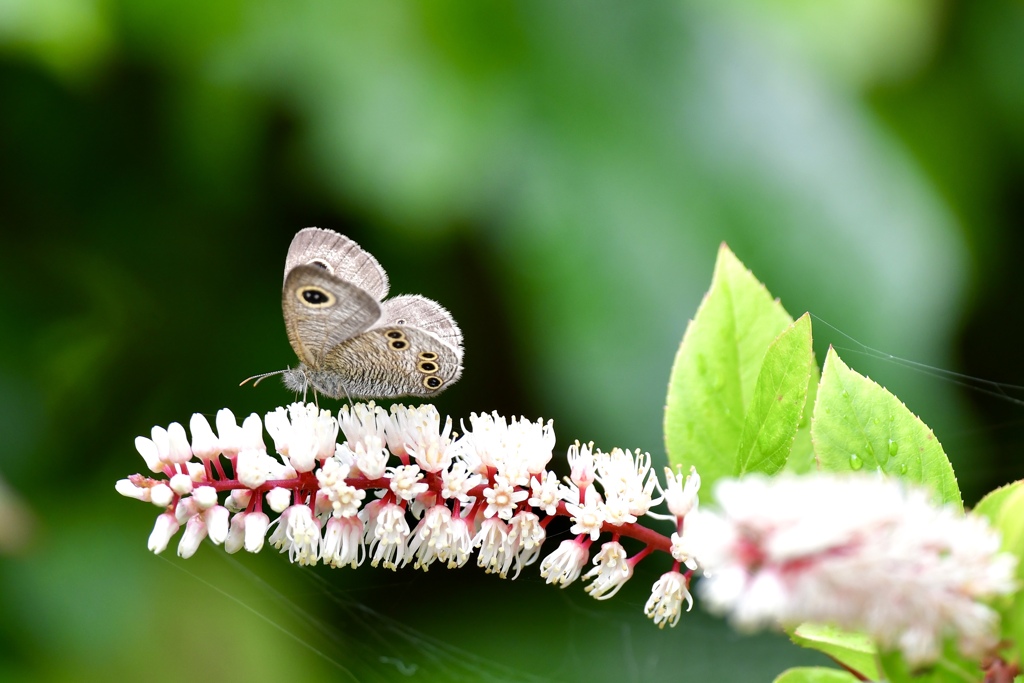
279,228,463,400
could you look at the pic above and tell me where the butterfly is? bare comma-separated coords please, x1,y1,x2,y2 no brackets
246,227,463,400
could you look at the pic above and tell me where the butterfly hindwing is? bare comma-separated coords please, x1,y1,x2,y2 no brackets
319,325,462,398
379,294,464,363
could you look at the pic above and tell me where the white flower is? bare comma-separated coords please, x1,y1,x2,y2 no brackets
166,422,193,466
454,413,555,485
134,435,163,474
239,413,267,452
495,416,555,485
483,474,529,521
330,483,365,519
566,441,596,488
338,402,388,452
406,504,453,570
441,461,482,505
366,502,410,570
645,571,692,628
565,485,606,541
169,473,193,496
235,449,294,490
147,512,179,554
234,450,269,489
388,464,429,502
269,505,321,566
215,408,243,458
322,516,364,568
265,403,338,473
474,517,510,574
670,530,698,570
191,485,217,509
503,511,545,579
149,425,172,464
601,494,636,527
451,412,505,473
339,435,389,480
650,466,700,520
174,496,198,525
150,483,173,508
185,462,206,482
528,471,561,515
316,458,365,518
244,511,270,553
225,489,251,513
115,478,150,502
266,487,292,513
539,538,589,587
688,474,1018,666
595,448,657,518
583,541,633,600
225,512,245,553
387,404,455,473
445,514,474,569
203,505,229,545
189,413,220,461
316,456,350,486
177,514,207,558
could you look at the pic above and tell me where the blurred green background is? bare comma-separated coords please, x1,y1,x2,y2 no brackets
2,1,1023,681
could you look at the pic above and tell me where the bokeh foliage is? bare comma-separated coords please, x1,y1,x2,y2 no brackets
1,1,1023,680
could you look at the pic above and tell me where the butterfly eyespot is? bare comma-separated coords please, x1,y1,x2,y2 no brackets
418,351,437,361
395,318,406,325
385,330,406,340
389,339,408,351
297,286,334,308
418,360,438,374
309,259,332,272
423,376,443,390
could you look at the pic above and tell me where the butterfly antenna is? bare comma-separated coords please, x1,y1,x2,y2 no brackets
240,369,287,388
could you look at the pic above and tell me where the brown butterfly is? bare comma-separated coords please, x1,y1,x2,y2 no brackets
246,227,463,400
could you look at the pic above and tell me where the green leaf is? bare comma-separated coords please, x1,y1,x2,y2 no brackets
736,313,815,475
773,667,861,683
973,480,1024,523
974,481,1024,659
784,361,819,475
810,347,962,511
789,623,879,681
877,642,986,683
664,244,794,490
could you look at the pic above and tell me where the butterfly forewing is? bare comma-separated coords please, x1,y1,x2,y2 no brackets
285,227,389,300
282,264,382,366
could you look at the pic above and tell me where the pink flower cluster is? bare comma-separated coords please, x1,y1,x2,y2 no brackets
116,402,701,627
683,474,1018,666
